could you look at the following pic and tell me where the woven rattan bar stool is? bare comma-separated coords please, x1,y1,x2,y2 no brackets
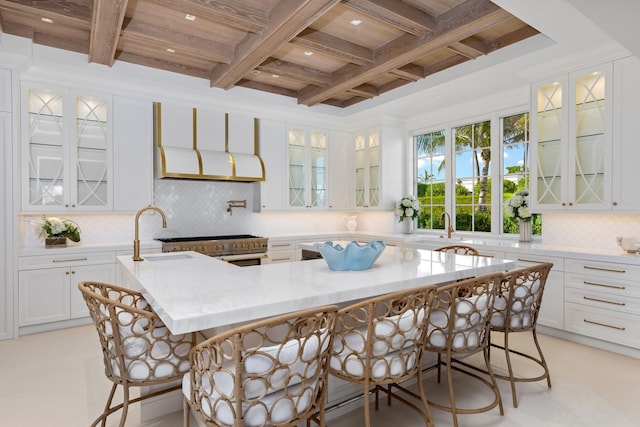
423,272,504,427
79,281,196,427
330,285,436,427
433,245,480,256
182,305,338,427
488,262,554,407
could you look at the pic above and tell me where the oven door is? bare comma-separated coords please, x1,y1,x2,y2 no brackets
219,253,268,267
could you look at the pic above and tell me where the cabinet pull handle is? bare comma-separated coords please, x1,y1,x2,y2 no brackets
53,257,88,263
517,258,543,263
583,296,625,306
583,265,625,274
271,244,291,248
583,280,625,290
583,319,626,331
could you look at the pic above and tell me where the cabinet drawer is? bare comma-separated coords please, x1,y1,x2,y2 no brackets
19,251,115,270
505,252,564,271
565,287,640,316
565,302,640,349
565,272,640,299
268,241,297,250
266,250,298,263
565,258,640,281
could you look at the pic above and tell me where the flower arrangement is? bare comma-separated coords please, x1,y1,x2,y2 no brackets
35,216,81,242
395,196,420,222
505,189,532,221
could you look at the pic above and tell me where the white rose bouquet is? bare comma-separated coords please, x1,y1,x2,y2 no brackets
505,189,532,221
35,216,81,242
395,196,420,222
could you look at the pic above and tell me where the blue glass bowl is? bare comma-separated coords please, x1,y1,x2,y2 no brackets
313,240,386,271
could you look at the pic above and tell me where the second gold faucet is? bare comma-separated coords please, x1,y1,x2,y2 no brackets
133,205,167,261
441,211,454,239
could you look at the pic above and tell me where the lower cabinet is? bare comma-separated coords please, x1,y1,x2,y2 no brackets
564,258,640,349
264,240,300,264
18,251,116,331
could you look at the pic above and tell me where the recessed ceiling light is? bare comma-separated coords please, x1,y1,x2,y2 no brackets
251,70,260,75
304,51,314,56
350,19,362,26
185,14,196,22
271,74,279,78
41,17,53,24
166,48,176,53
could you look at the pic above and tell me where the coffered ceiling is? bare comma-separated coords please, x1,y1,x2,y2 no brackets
0,0,539,108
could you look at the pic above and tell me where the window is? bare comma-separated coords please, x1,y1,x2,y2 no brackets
414,110,540,237
416,130,445,230
501,112,541,236
453,120,491,232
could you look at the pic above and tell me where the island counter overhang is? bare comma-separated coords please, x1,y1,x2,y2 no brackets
117,248,516,335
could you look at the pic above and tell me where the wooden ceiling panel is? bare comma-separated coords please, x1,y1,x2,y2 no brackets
0,0,539,108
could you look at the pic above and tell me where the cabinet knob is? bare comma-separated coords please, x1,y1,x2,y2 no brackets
71,271,75,274
569,202,573,206
65,271,70,275
613,201,618,206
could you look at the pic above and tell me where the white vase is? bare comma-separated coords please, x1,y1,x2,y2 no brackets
519,219,531,242
402,217,413,234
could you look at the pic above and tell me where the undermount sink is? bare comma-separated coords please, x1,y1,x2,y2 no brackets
144,253,193,261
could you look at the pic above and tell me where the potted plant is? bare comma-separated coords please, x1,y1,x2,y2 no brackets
505,190,532,242
396,196,420,234
35,216,81,247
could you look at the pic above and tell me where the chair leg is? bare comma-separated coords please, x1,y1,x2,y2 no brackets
483,345,504,416
416,369,435,427
445,352,459,427
119,384,130,427
364,382,371,427
90,383,118,427
503,331,518,408
183,396,190,427
532,329,552,389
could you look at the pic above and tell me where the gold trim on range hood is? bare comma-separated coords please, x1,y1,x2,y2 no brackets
154,102,265,182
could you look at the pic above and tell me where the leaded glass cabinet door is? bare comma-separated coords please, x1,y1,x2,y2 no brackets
287,127,327,209
568,64,612,210
354,130,380,208
532,77,568,210
24,87,66,208
74,94,111,209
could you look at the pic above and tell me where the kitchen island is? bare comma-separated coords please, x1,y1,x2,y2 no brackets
117,246,516,335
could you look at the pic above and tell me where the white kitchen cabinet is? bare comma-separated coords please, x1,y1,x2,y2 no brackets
611,56,640,211
564,258,640,349
352,125,402,211
255,119,286,211
1,111,12,340
18,251,115,333
21,82,113,212
327,130,350,210
505,252,564,329
112,96,153,211
264,240,300,264
530,63,613,212
287,126,327,209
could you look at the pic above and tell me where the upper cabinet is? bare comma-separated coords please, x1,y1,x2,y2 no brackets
0,68,11,112
351,125,403,211
287,126,327,209
612,56,640,211
531,63,613,212
21,83,113,212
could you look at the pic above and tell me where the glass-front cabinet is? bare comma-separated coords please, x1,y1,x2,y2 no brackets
354,129,380,208
21,83,112,212
531,63,612,212
287,127,327,209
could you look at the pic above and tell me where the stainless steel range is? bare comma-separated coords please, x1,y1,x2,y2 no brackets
157,235,268,266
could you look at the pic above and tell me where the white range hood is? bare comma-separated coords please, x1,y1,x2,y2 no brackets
154,103,265,181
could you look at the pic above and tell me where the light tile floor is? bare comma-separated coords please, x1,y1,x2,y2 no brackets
1,325,639,426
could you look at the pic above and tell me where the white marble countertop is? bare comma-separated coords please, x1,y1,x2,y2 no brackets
117,247,516,335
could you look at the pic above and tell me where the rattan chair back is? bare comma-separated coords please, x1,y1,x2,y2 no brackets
423,272,504,427
183,305,338,427
433,245,480,256
330,285,436,427
79,281,195,427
